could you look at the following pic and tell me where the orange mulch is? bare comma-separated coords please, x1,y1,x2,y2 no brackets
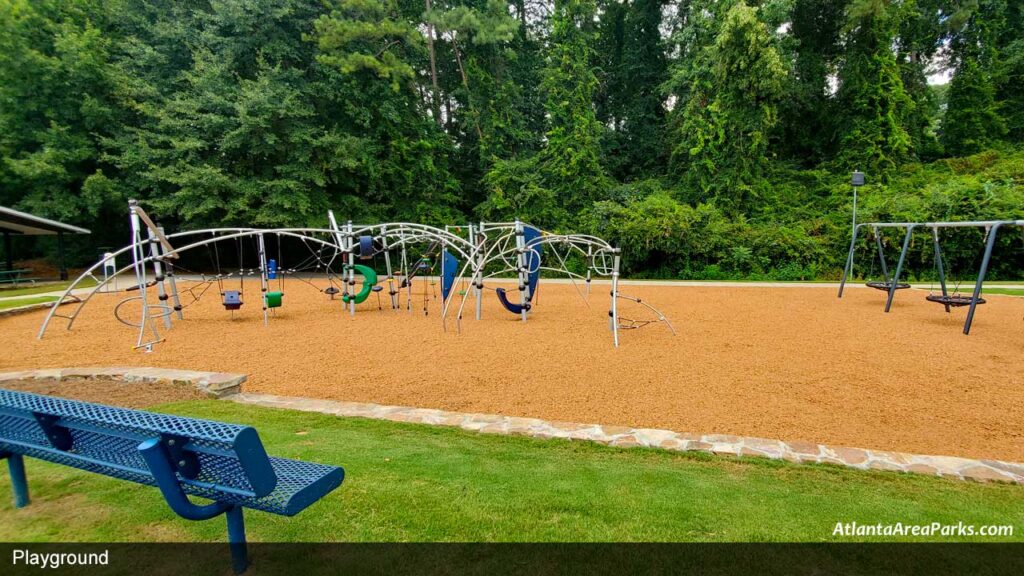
2,278,1022,461
3,378,204,409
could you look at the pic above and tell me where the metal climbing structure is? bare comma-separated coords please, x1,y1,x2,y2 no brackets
38,202,674,351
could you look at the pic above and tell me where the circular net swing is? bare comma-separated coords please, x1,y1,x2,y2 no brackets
925,226,987,309
863,227,910,291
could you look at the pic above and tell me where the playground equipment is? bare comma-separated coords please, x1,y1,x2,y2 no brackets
839,220,1024,334
38,201,674,350
837,171,1023,334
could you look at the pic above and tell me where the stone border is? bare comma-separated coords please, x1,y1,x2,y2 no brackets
0,299,59,317
0,367,245,398
231,393,1024,485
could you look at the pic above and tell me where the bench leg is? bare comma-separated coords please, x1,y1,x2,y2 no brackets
7,454,30,508
226,505,248,574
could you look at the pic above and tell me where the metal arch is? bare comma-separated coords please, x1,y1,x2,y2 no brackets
38,229,347,339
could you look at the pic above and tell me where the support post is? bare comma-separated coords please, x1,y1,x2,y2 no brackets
159,226,184,320
964,224,1001,335
347,221,356,316
475,222,484,321
57,231,67,280
257,234,269,326
610,251,621,347
147,226,172,329
884,225,915,313
226,505,248,574
514,220,527,322
381,226,397,309
3,231,12,271
129,201,160,351
6,454,30,508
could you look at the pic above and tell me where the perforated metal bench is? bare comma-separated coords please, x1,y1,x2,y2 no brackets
0,389,345,573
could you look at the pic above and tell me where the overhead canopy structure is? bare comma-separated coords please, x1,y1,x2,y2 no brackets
0,206,91,279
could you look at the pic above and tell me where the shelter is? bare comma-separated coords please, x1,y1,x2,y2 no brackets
0,206,91,280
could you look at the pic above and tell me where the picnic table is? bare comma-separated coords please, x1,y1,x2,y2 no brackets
0,268,36,286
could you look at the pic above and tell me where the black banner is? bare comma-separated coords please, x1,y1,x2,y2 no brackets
0,543,1022,575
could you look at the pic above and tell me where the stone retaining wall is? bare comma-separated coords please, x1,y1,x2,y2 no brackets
0,367,245,398
232,392,1024,485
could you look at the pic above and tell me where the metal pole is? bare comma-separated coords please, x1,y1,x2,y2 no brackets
838,225,860,298
57,231,67,280
226,505,247,574
964,223,1001,335
160,226,183,320
610,251,621,347
474,223,483,321
146,226,172,329
931,227,950,313
585,246,592,297
839,172,863,298
257,234,268,326
7,454,29,508
347,221,356,316
3,231,12,271
381,226,397,309
884,225,915,313
129,201,159,350
514,220,527,322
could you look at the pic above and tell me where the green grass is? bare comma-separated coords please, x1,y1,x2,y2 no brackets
0,295,58,310
1,401,1022,543
981,287,1024,297
0,277,96,297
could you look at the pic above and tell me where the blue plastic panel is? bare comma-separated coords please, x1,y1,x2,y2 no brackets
523,226,543,300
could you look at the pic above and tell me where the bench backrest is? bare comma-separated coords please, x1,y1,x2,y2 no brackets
0,389,277,501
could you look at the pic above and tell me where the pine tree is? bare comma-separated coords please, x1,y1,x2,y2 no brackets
942,0,1008,156
671,2,786,211
540,0,610,216
600,0,668,180
833,0,914,174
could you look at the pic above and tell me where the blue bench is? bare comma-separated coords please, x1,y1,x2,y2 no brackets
0,389,345,573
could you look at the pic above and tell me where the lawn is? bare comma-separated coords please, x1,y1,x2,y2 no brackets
0,295,57,310
2,401,1021,544
0,277,96,298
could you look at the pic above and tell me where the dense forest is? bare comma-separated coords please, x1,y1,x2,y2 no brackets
1,0,1022,279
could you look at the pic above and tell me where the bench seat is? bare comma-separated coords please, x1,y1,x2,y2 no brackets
0,388,345,573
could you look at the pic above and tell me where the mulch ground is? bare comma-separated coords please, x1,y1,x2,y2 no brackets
3,378,205,409
2,278,1022,461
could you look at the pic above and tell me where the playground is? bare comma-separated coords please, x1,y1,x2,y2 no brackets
3,280,1023,463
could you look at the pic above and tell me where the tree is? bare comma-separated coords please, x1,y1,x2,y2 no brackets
597,0,669,180
670,2,787,211
539,0,610,217
895,0,945,159
942,0,1008,156
0,0,128,229
779,0,849,166
833,0,914,174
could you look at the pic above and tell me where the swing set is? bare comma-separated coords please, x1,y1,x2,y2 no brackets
838,219,1024,334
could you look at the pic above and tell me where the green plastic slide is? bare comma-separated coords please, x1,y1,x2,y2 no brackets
342,264,378,304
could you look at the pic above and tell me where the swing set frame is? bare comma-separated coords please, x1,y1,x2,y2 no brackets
838,219,1024,334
